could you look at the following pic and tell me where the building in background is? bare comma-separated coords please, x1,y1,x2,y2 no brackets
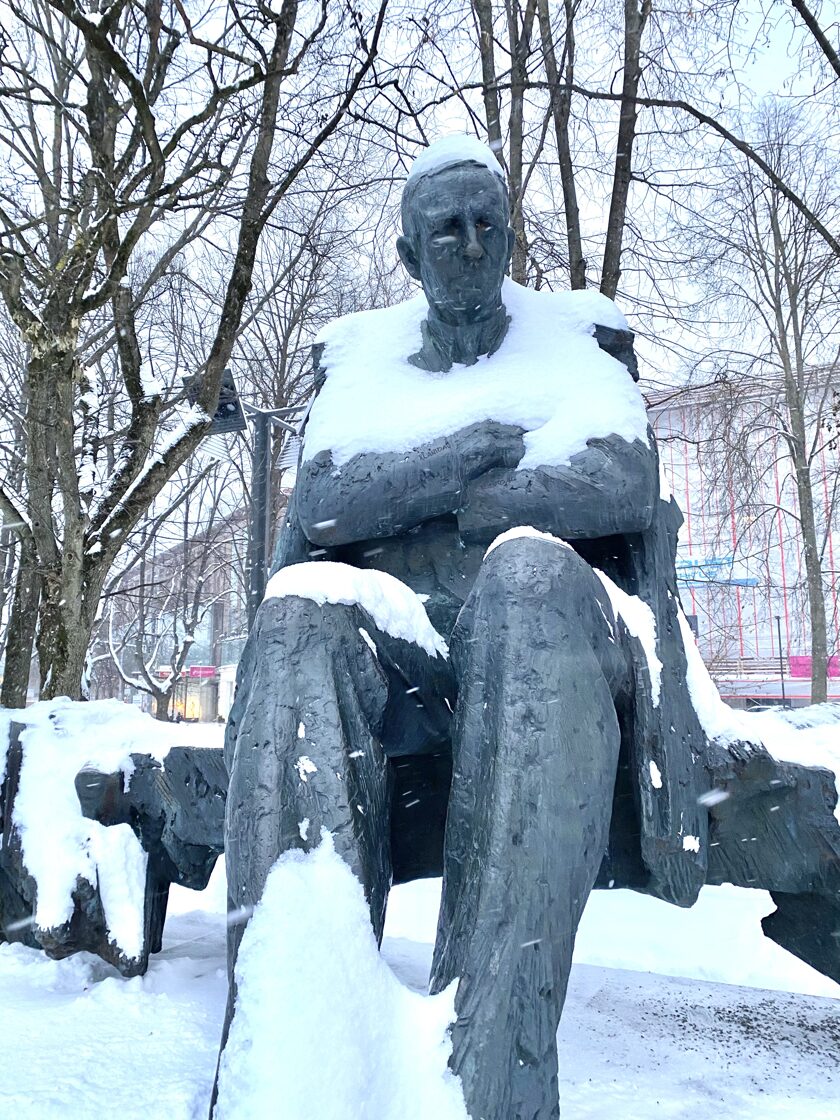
648,374,839,706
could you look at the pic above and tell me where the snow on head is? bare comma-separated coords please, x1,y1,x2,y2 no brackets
407,134,505,183
214,832,468,1120
264,562,449,659
306,278,641,471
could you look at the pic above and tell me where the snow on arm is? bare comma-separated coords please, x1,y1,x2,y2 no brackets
304,279,643,472
264,561,449,658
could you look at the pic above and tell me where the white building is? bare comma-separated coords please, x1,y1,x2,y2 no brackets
648,375,840,705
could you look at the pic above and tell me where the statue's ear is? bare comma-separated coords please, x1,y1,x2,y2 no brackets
397,235,422,280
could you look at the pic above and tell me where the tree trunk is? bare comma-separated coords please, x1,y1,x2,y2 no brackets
506,0,538,284
538,0,586,288
37,584,91,700
786,406,829,705
600,0,651,300
153,690,172,721
0,538,40,708
472,0,504,157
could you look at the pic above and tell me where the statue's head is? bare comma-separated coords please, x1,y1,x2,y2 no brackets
397,136,514,327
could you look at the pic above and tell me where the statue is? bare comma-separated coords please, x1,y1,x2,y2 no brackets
213,136,840,1119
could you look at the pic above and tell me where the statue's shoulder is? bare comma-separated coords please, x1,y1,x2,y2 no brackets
313,292,429,371
502,278,628,332
503,281,638,381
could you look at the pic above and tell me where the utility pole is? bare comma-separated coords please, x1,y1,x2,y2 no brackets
775,614,788,709
243,403,306,629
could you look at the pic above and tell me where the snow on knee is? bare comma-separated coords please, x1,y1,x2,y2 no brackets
264,562,448,658
484,524,574,559
214,832,468,1120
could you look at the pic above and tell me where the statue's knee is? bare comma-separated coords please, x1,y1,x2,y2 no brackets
479,529,592,598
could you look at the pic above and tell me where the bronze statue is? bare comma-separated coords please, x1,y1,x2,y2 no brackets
214,136,840,1119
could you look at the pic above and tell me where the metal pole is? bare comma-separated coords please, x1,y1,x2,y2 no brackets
775,614,787,709
247,410,272,630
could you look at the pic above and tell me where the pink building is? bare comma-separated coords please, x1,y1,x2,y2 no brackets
647,377,840,705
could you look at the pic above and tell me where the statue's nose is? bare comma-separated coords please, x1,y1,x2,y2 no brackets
464,226,484,260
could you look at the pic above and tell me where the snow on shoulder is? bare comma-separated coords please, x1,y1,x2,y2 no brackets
305,278,645,471
265,562,449,658
214,832,468,1120
407,134,505,182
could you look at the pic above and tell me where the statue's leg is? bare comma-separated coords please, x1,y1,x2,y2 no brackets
224,594,407,963
213,580,453,1115
431,533,629,1120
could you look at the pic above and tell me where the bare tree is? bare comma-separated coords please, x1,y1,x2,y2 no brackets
681,103,840,701
0,0,387,703
105,459,240,720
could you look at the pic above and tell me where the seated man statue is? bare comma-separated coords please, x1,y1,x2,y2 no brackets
214,137,839,1119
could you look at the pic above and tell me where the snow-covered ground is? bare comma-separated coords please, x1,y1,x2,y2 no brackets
1,858,837,1120
2,704,838,1118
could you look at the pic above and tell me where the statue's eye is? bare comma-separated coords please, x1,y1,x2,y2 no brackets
432,220,460,244
476,220,492,233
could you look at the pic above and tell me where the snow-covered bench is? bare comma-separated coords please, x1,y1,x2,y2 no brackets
0,701,224,975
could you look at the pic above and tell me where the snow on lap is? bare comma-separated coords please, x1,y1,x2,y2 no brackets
264,561,449,658
213,833,468,1120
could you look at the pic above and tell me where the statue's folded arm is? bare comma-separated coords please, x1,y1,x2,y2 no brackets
456,432,658,544
295,423,657,548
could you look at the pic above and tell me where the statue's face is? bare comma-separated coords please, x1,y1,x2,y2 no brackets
397,163,514,325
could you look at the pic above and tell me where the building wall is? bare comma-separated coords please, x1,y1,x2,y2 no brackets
649,386,839,678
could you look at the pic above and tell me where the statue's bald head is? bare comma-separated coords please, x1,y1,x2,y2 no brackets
397,138,514,327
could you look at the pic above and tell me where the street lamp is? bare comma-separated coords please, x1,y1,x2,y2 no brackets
187,367,308,631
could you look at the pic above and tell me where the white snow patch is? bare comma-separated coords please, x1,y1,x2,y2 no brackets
297,721,306,739
305,278,639,471
407,134,504,182
265,562,448,659
87,825,149,959
677,609,747,742
0,701,223,960
295,756,317,783
682,835,701,853
676,611,840,825
595,571,663,707
649,760,663,789
484,524,574,558
359,627,378,657
214,833,468,1120
298,818,310,841
698,788,730,807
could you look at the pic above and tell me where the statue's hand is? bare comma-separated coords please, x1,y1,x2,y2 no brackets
457,421,525,481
